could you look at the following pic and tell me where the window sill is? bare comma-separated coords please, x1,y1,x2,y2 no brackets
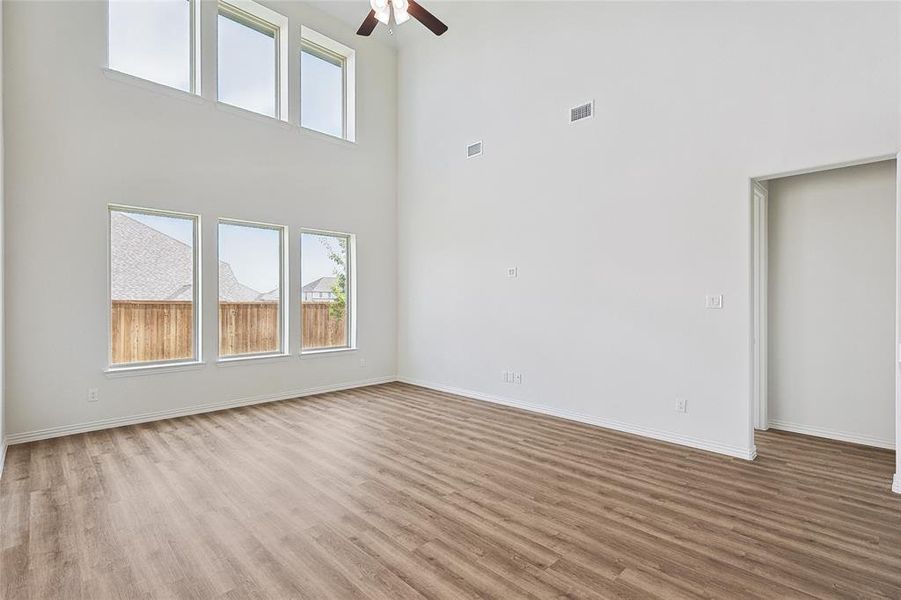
102,68,204,104
100,68,356,149
216,353,291,366
299,125,356,146
300,347,357,359
215,101,291,128
105,360,206,378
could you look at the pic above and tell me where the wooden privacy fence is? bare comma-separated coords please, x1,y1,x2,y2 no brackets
219,302,279,356
302,302,347,350
110,301,347,364
111,301,193,364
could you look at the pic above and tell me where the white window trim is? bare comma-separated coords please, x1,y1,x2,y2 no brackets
299,228,356,354
218,0,289,121
217,218,289,359
216,353,291,366
300,26,356,142
107,204,203,370
299,347,358,359
105,0,202,96
105,360,206,377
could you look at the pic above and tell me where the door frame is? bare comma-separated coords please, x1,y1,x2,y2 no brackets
751,181,768,431
894,153,901,494
748,154,898,491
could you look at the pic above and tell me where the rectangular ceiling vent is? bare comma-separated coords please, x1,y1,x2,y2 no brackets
570,101,594,124
466,141,483,159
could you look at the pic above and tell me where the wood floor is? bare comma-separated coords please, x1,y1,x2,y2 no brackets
2,383,900,599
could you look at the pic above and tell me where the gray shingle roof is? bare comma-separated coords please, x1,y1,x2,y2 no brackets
111,212,267,302
302,276,337,294
256,288,280,302
218,262,263,302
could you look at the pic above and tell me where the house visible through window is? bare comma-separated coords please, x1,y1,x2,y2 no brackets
109,207,200,367
301,27,355,140
217,0,287,118
108,0,197,92
218,220,285,357
301,231,352,351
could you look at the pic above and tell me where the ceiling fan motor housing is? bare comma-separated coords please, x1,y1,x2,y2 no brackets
357,0,448,37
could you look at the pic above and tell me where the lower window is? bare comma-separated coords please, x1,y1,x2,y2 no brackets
300,231,352,351
109,206,200,366
218,220,285,357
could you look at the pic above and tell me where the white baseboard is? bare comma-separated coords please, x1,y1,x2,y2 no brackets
767,419,894,450
893,473,901,495
5,376,395,446
398,377,757,461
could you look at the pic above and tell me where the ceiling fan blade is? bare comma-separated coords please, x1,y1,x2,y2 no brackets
356,10,379,36
407,0,448,36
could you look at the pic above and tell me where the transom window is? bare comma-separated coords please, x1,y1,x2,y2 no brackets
217,0,288,119
108,0,199,93
301,27,355,141
107,3,357,141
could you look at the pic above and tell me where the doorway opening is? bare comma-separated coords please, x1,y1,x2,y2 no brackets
750,156,898,492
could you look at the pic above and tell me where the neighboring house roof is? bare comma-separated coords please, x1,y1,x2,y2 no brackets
256,288,280,302
302,276,337,294
218,262,262,303
110,212,265,302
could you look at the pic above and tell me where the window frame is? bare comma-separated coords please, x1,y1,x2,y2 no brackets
107,204,203,371
217,0,289,121
300,26,356,142
216,218,289,361
299,228,356,354
106,0,202,95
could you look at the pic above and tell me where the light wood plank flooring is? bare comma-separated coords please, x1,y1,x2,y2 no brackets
2,382,900,599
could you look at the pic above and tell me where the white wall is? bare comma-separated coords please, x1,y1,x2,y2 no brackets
3,0,397,437
397,1,899,459
0,0,5,466
768,161,896,448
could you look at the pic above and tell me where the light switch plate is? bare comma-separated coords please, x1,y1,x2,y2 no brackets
705,294,724,309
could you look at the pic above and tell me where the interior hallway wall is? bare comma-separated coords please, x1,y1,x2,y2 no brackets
768,160,896,448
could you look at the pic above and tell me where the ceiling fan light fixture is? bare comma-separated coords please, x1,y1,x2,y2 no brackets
370,0,390,24
393,0,411,24
357,0,447,37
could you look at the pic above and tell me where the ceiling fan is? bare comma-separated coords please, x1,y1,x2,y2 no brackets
356,0,448,37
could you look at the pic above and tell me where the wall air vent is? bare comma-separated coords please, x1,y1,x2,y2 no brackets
466,141,483,159
570,101,594,123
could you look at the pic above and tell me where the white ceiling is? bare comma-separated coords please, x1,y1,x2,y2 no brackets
307,1,374,29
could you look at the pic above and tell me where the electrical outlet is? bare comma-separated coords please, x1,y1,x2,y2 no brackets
88,388,99,403
513,373,522,384
506,267,518,278
359,358,367,368
503,371,509,383
675,398,687,413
